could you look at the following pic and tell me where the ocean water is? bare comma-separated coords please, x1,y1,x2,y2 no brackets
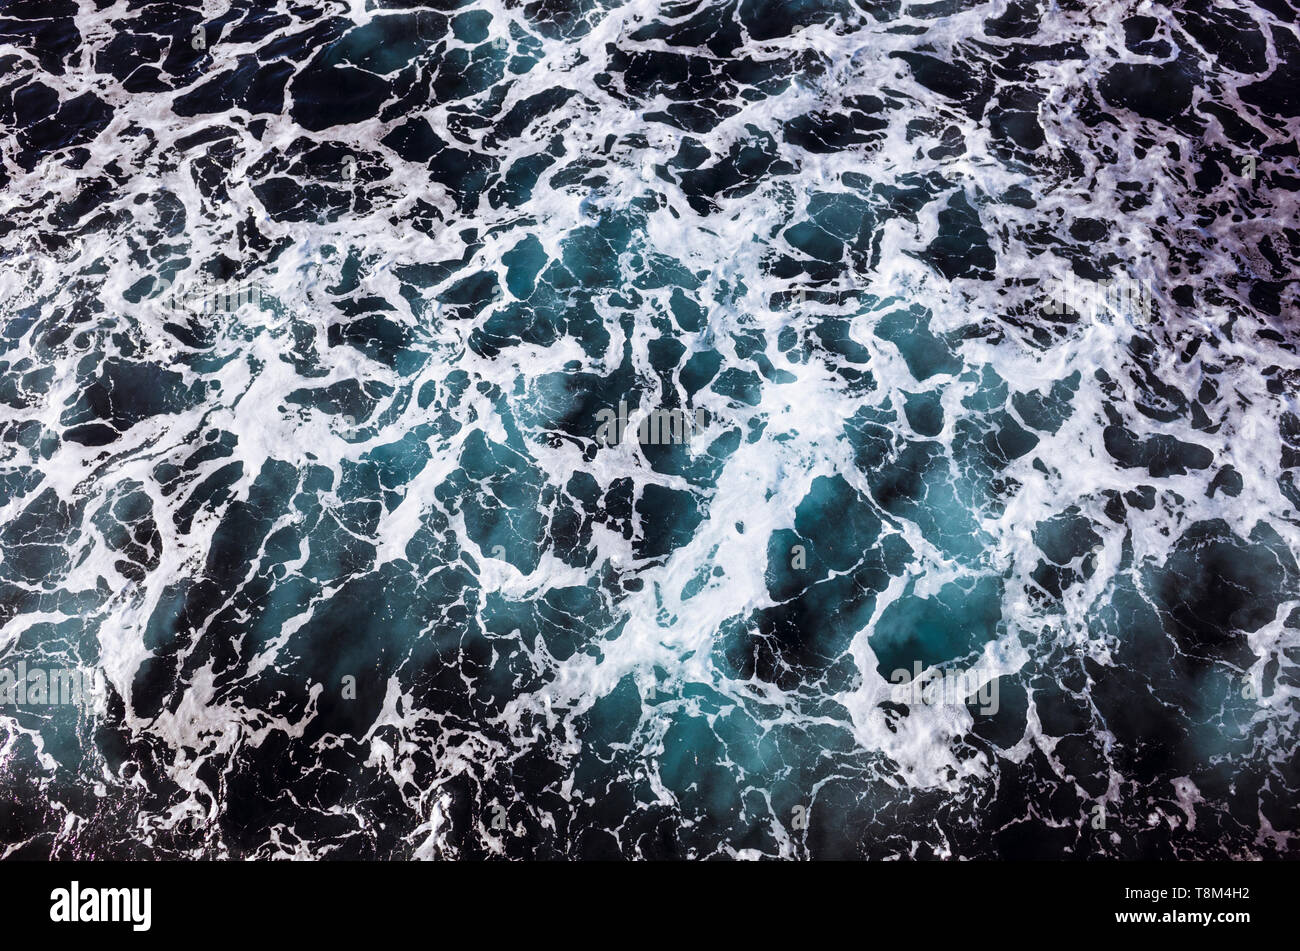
0,0,1297,860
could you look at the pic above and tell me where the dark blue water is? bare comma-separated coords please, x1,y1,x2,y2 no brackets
0,0,1298,859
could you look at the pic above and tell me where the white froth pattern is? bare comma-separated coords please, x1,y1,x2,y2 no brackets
0,0,1297,858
